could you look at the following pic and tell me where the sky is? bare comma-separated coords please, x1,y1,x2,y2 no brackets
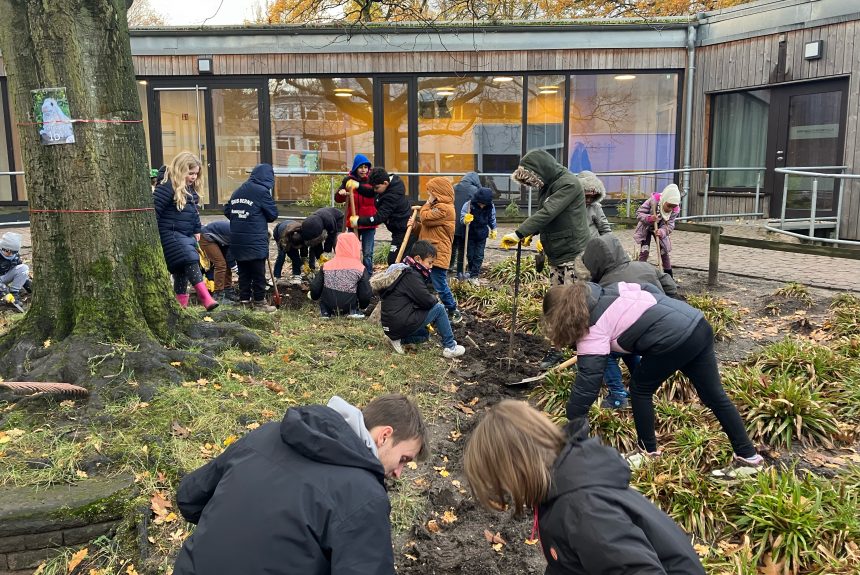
148,0,262,25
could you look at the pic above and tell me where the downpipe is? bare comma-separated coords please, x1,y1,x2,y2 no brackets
681,17,702,218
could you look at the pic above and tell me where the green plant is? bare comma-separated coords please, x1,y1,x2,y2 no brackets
615,199,642,218
486,255,548,285
373,241,392,265
504,200,520,218
297,175,335,208
530,371,573,422
830,293,860,336
773,282,813,307
685,294,741,340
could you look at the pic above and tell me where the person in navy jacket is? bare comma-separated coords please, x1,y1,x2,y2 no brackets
225,164,278,312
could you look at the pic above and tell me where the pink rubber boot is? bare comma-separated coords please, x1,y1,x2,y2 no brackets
175,294,189,308
193,282,219,311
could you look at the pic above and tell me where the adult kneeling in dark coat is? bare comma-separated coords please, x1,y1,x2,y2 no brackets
300,206,344,263
225,164,278,311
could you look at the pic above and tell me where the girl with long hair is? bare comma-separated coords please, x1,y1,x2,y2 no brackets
153,152,218,310
542,282,761,470
464,400,704,574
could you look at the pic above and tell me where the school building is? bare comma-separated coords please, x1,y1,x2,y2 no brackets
1,0,859,239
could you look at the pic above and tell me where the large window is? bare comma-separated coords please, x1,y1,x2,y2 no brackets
0,83,12,202
213,87,261,203
711,90,769,189
527,75,565,165
417,76,522,200
569,73,679,200
269,77,373,201
137,81,152,169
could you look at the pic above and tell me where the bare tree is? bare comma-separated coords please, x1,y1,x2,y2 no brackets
127,0,166,26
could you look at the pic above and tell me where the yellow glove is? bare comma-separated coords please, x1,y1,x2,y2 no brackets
345,179,359,191
521,235,533,247
463,213,474,224
499,233,520,250
489,229,497,240
3,293,14,304
349,215,359,228
536,240,543,253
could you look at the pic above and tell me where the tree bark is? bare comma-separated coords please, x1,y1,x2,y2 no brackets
0,0,180,344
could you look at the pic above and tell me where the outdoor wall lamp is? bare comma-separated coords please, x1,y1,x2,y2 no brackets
198,56,214,74
804,40,823,60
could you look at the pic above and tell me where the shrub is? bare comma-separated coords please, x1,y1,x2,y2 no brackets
504,200,520,218
685,294,741,340
373,242,391,265
772,282,813,307
296,175,334,208
830,293,860,336
615,199,642,218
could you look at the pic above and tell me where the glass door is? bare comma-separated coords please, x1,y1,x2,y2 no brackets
376,80,416,197
155,87,210,205
211,87,261,204
767,79,848,219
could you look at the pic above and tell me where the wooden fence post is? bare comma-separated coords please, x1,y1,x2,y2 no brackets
708,225,722,286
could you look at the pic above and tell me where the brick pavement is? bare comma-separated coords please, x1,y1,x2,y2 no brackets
2,217,858,293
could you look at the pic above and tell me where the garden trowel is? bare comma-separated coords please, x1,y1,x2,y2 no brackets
506,355,578,387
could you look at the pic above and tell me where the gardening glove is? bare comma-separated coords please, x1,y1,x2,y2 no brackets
521,235,533,247
536,240,543,253
489,229,497,240
645,214,657,224
345,179,359,191
499,233,520,250
349,215,360,229
463,213,474,224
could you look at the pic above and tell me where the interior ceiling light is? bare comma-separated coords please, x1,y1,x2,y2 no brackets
436,90,455,97
334,92,352,97
538,85,558,90
334,88,354,93
138,80,148,85
493,76,514,82
538,89,558,95
614,74,636,81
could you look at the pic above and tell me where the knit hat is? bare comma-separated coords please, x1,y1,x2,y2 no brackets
0,232,22,253
660,184,681,221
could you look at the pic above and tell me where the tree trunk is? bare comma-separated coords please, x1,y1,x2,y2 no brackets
0,0,180,344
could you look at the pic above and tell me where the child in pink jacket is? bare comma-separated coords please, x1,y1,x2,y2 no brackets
633,184,681,276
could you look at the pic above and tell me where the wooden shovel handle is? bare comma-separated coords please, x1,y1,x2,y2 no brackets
550,355,579,372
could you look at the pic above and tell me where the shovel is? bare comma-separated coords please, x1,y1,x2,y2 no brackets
506,355,578,387
266,256,282,308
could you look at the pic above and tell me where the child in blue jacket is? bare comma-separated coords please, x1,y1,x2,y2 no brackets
459,186,497,279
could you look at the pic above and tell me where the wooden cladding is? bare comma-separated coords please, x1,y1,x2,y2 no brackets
129,48,686,77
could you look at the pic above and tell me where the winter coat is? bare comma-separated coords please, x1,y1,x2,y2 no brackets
310,234,372,314
153,181,202,272
0,251,23,277
582,235,678,299
459,186,497,242
514,150,589,266
538,429,705,574
568,282,703,417
224,164,278,261
200,220,231,247
633,193,678,254
584,184,611,239
335,154,377,231
453,172,481,237
356,175,412,235
372,264,438,341
302,207,345,255
173,399,393,575
418,178,456,269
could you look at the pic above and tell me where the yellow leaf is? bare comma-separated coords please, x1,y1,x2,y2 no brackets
43,339,52,348
203,316,214,322
426,519,440,533
525,539,539,545
5,428,25,438
693,543,710,557
245,422,260,430
34,563,47,575
126,565,139,575
170,361,182,367
406,461,418,470
439,469,450,478
67,547,88,573
223,435,238,447
492,542,504,553
0,435,10,445
75,470,89,479
440,510,458,524
163,512,178,523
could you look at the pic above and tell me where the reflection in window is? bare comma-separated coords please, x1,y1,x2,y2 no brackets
527,75,565,165
137,82,152,169
711,90,769,189
0,84,12,202
569,74,679,200
417,76,522,200
213,88,261,203
269,78,373,202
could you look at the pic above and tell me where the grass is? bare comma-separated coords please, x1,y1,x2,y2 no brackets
685,293,741,340
373,241,392,265
0,305,455,573
830,293,860,337
772,282,813,307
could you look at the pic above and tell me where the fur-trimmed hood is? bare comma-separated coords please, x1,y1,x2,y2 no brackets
577,170,606,204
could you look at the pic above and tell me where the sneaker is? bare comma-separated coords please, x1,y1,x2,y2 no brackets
319,314,331,320
289,275,303,286
712,454,764,479
600,393,629,410
448,309,463,324
539,349,566,370
387,338,405,355
253,300,277,313
442,344,466,359
625,450,662,471
347,312,366,320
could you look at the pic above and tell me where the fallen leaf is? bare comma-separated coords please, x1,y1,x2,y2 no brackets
170,361,182,367
261,409,277,418
150,492,172,517
693,543,710,557
440,510,458,525
448,430,462,442
245,422,260,430
758,552,785,575
223,435,238,447
171,421,190,438
525,539,539,545
468,397,479,406
265,381,285,393
126,565,139,575
5,428,25,438
75,470,89,479
451,479,461,488
406,461,418,470
203,316,214,322
67,547,88,573
426,519,440,533
403,553,418,561
492,542,504,553
454,403,475,416
483,530,506,545
43,339,51,348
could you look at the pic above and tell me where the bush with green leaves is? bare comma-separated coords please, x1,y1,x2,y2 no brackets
615,199,642,218
685,293,741,340
504,200,520,218
297,175,335,208
830,293,860,337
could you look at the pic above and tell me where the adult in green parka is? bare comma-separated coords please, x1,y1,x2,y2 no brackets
500,149,590,368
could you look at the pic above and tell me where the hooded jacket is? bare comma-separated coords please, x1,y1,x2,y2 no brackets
356,175,412,236
302,207,345,254
153,180,202,272
459,186,497,242
224,164,279,261
336,154,377,230
372,263,438,341
578,171,612,239
538,433,705,574
173,399,393,575
567,282,703,418
310,233,372,313
582,235,678,299
514,150,589,266
453,172,481,237
418,177,456,269
200,220,231,248
633,189,679,254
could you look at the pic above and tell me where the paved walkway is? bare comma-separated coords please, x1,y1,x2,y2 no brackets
3,218,858,292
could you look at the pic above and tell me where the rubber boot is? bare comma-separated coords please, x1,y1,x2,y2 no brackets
664,268,673,277
175,293,189,308
193,281,219,311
